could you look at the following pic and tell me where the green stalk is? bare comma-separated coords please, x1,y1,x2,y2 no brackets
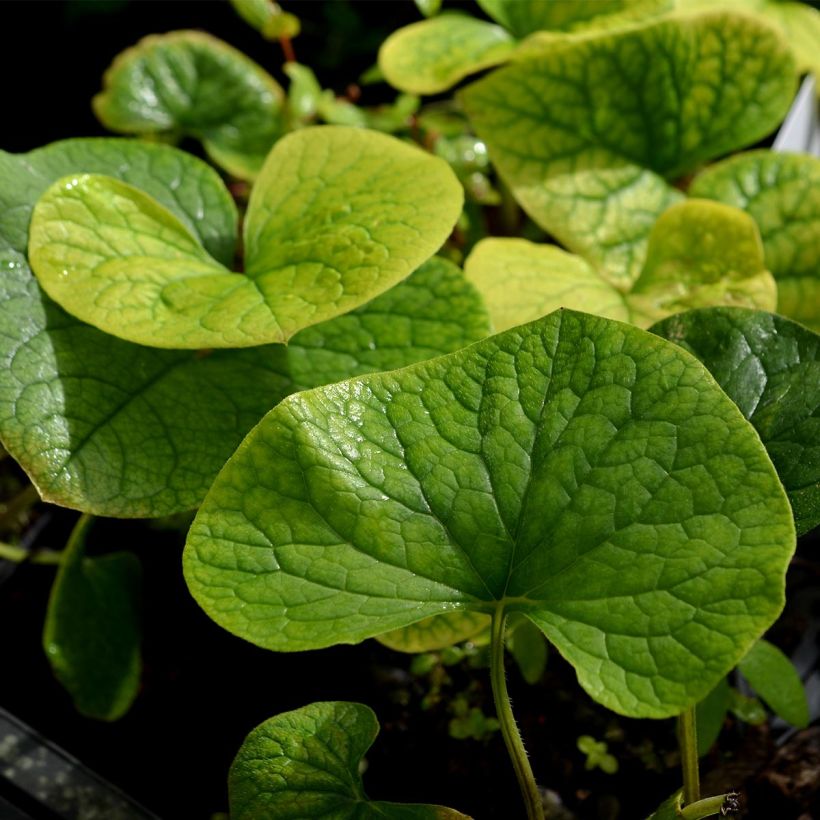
680,794,733,819
679,705,701,806
490,606,544,820
0,541,62,565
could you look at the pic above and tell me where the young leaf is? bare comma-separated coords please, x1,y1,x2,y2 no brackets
478,0,671,37
0,138,291,517
465,201,774,331
695,677,730,756
379,14,516,95
651,308,820,536
738,638,810,728
230,0,301,41
43,517,141,721
288,257,491,390
377,611,490,653
690,151,820,332
507,617,548,684
229,701,469,818
29,126,463,350
93,31,286,180
185,310,795,718
461,11,796,284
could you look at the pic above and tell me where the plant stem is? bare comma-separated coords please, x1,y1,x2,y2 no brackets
490,606,544,820
680,794,733,819
679,705,701,807
0,541,62,566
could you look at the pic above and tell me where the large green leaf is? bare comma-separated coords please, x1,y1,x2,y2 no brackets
288,257,491,390
42,517,141,721
379,14,516,95
93,31,286,180
738,638,809,728
0,138,291,517
461,11,796,285
465,200,774,331
185,310,794,718
651,307,820,536
690,151,820,332
477,0,671,36
29,127,463,350
229,701,468,819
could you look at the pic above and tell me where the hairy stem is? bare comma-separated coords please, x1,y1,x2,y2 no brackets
679,705,701,806
490,606,544,820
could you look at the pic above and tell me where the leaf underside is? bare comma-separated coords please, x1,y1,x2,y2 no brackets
185,310,794,718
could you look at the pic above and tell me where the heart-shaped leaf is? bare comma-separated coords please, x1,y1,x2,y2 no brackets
651,307,820,536
379,14,516,95
43,516,141,721
29,126,463,350
690,151,820,332
229,701,469,819
93,31,286,180
185,310,794,718
288,257,491,390
478,0,671,37
461,11,796,285
0,138,292,517
465,200,775,331
738,638,809,728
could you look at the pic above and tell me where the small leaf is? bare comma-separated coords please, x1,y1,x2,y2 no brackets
477,0,671,36
690,150,820,332
461,12,796,285
651,307,820,536
0,138,290,517
93,31,286,180
288,257,491,390
43,517,141,721
695,677,730,756
377,611,490,653
229,701,469,818
738,638,810,728
415,0,443,18
507,617,548,684
646,790,683,820
185,310,795,718
379,14,516,95
464,201,774,332
284,62,323,121
729,688,767,725
29,127,464,349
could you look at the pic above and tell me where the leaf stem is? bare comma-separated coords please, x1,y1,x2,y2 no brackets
679,705,701,806
680,794,733,819
490,606,544,820
0,541,62,566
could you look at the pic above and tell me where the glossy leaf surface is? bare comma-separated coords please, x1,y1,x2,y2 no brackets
690,151,820,331
43,517,141,721
29,127,463,350
289,257,491,389
461,11,795,284
229,701,468,818
465,201,774,331
651,308,820,536
739,638,809,727
0,138,291,516
93,31,286,180
186,310,795,718
379,14,516,95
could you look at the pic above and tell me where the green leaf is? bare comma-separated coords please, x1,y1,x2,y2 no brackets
43,516,141,721
0,138,291,517
185,310,795,718
377,611,490,653
738,638,810,728
92,31,286,180
461,11,796,285
690,151,820,332
229,701,469,819
651,308,820,536
29,127,464,349
646,790,683,820
284,62,323,121
464,201,774,332
507,616,548,684
288,257,491,390
695,677,730,756
415,0,443,18
477,0,671,37
379,14,516,95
